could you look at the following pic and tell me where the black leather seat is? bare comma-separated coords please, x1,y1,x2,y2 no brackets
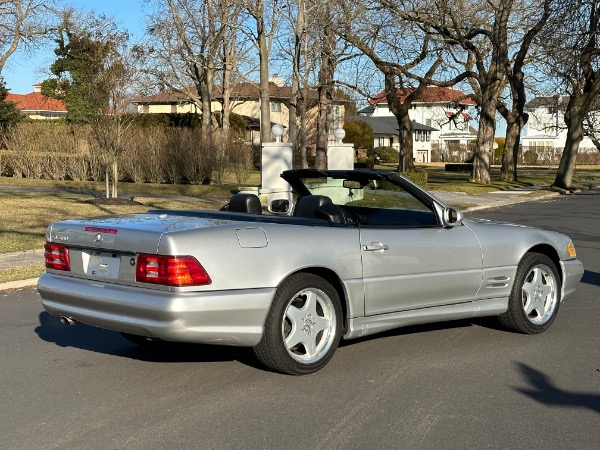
295,195,347,224
294,195,332,218
228,193,262,214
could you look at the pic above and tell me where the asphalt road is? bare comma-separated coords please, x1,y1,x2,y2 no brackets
1,192,599,450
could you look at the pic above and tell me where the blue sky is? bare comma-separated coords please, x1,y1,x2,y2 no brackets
3,0,145,93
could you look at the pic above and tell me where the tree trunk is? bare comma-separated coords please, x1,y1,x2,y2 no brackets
500,112,525,182
105,164,110,198
315,22,335,170
299,88,308,168
288,0,304,164
554,102,585,189
382,72,414,173
472,96,497,183
256,2,271,145
112,160,118,198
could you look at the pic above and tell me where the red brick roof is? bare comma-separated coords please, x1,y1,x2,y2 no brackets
370,87,476,106
6,91,67,112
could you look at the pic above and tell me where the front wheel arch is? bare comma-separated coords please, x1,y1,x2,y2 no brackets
526,244,563,286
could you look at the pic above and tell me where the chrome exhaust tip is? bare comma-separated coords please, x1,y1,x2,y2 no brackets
59,316,76,326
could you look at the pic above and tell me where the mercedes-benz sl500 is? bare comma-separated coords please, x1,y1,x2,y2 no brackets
38,169,584,375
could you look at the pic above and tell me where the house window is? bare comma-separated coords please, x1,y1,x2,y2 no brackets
425,118,431,127
415,131,421,142
426,131,430,142
411,104,417,110
270,101,281,112
329,105,340,131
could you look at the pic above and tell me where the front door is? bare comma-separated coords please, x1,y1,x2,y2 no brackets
361,224,482,316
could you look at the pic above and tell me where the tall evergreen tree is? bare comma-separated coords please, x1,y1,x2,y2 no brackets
41,12,127,123
0,78,22,128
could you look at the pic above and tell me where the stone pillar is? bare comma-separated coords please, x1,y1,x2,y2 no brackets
260,142,293,203
327,142,355,170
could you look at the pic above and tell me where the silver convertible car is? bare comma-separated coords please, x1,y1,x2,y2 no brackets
38,169,584,375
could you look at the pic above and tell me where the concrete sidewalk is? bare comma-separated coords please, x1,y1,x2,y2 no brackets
0,188,566,292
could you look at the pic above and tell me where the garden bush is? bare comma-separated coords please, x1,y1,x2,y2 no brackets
371,146,398,163
2,121,254,185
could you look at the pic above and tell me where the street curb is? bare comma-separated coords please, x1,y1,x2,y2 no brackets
0,278,38,292
464,191,561,212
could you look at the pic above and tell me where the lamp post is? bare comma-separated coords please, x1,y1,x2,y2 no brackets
333,128,346,143
271,123,284,142
399,123,409,173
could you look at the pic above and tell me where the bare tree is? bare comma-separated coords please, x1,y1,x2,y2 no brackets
339,1,469,173
539,0,600,188
143,0,234,138
313,3,337,169
496,0,552,182
241,0,283,143
402,0,521,183
0,0,56,75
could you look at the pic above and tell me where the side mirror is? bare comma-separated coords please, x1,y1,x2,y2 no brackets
269,199,291,215
445,207,464,226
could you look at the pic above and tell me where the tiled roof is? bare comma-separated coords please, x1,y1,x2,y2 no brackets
131,83,349,104
131,90,194,104
6,92,67,112
524,95,569,110
370,87,476,106
345,116,438,135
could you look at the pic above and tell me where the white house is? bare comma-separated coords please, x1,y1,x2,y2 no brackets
356,87,477,161
345,114,438,162
522,95,597,160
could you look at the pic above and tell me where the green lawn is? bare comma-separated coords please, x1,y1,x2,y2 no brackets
1,163,599,285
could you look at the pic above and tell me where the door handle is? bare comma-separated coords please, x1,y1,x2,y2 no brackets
363,241,389,252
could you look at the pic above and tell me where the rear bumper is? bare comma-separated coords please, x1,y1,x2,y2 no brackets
560,259,584,301
37,273,275,347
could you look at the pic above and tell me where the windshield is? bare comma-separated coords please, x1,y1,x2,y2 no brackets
299,176,432,213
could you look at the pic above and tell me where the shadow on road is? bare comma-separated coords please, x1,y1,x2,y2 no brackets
581,270,600,287
515,362,600,414
34,311,262,369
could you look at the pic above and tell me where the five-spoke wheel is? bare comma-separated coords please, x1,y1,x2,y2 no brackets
254,273,342,375
499,252,561,334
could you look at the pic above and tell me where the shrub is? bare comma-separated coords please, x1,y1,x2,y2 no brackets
523,149,539,165
371,146,398,163
354,158,374,169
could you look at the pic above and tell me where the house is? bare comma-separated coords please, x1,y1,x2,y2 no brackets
357,86,477,161
6,84,67,120
522,95,597,161
345,115,437,163
131,79,349,145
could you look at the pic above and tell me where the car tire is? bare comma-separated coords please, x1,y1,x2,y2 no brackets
120,332,160,346
254,273,343,375
499,253,561,334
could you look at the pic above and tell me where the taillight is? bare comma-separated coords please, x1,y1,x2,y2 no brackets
136,254,212,286
44,242,71,271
